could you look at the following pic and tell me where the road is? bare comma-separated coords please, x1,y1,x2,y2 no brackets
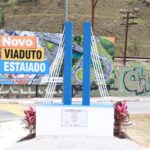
0,100,150,121
0,103,25,121
0,110,21,121
127,101,150,114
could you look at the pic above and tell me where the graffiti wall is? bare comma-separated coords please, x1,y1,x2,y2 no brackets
0,65,150,98
109,64,150,96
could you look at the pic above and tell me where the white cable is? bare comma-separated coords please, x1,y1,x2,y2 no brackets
91,49,105,98
91,36,106,98
91,29,110,101
47,49,64,102
45,41,63,100
91,33,107,94
91,52,105,97
45,46,64,102
46,42,64,102
45,31,64,102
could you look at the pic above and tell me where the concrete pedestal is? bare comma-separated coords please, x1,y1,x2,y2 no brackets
36,103,114,137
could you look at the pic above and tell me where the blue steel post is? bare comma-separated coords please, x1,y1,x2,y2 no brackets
63,22,73,105
82,22,91,105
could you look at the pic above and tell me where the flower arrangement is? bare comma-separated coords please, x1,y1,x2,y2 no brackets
18,107,36,142
114,101,130,138
23,107,36,135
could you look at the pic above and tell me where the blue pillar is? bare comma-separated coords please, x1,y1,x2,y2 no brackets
82,22,91,106
63,22,73,105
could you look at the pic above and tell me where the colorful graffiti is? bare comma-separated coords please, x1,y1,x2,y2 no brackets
124,68,150,94
110,66,150,96
0,66,150,98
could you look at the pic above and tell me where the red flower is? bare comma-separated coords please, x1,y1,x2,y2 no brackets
24,107,36,134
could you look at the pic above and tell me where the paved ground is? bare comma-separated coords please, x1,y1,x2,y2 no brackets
0,120,148,150
0,120,28,150
7,135,148,150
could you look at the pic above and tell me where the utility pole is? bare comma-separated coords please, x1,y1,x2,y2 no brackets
120,8,139,66
92,0,100,32
64,0,68,22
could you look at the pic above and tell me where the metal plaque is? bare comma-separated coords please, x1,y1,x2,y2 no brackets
61,109,88,127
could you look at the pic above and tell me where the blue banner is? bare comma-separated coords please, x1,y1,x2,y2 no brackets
0,60,50,74
0,29,115,85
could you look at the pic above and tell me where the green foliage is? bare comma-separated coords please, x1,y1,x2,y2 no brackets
143,0,150,6
0,10,5,28
74,35,83,46
107,78,114,85
3,0,9,2
100,37,115,56
72,58,79,69
125,0,135,5
7,0,18,5
12,5,19,14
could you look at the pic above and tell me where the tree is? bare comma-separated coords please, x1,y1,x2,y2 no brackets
0,9,5,28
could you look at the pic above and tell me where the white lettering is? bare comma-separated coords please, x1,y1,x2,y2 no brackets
15,62,20,71
29,63,34,71
3,62,47,73
2,37,33,47
4,62,9,71
40,63,45,72
2,37,11,46
26,39,32,46
10,62,15,71
34,63,39,72
18,39,25,46
11,39,18,46
20,63,25,71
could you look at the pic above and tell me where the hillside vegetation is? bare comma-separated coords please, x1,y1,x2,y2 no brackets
0,0,149,57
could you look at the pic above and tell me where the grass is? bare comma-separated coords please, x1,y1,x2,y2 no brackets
126,114,150,147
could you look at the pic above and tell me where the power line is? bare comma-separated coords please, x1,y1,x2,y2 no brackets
64,0,68,22
92,0,100,32
120,8,139,66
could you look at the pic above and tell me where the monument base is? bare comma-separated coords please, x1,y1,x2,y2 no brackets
36,103,114,137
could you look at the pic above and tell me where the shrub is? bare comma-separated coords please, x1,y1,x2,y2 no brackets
74,35,83,46
24,107,36,135
0,10,5,28
114,101,130,138
143,0,150,6
7,0,18,6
